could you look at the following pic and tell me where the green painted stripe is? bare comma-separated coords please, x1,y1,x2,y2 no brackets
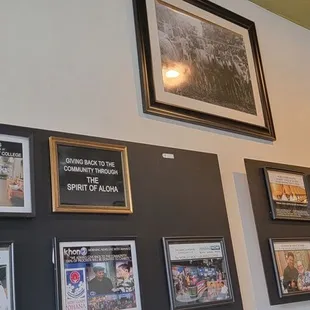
249,0,310,30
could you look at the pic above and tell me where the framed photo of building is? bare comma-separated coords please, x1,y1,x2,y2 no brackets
54,237,142,310
162,236,234,310
269,238,310,298
0,134,34,217
49,137,133,214
0,242,15,310
133,0,275,140
264,168,310,221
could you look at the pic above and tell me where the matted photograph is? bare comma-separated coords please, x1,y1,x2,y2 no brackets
0,134,34,217
264,168,310,221
270,238,310,298
49,137,132,214
133,0,275,140
54,238,142,310
0,242,15,310
163,237,234,309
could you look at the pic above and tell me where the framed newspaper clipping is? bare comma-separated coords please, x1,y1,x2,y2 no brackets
0,133,34,217
0,242,15,310
269,238,310,299
162,236,234,310
264,168,310,221
54,237,142,310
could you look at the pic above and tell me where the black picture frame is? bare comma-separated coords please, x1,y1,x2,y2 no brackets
269,237,310,299
133,0,275,140
263,167,310,221
0,131,35,218
53,236,142,310
162,236,234,310
0,241,16,310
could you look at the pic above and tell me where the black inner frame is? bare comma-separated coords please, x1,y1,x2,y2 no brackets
162,236,234,310
263,167,310,221
0,131,35,217
53,236,139,310
269,237,310,299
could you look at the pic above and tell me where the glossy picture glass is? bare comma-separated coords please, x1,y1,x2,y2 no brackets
270,239,310,298
54,238,142,310
134,0,275,140
0,134,34,217
0,243,15,310
264,168,310,221
163,237,234,309
49,137,132,214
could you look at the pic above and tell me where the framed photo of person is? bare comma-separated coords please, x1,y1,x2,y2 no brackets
0,242,15,310
49,137,133,214
269,238,310,298
53,237,142,310
162,236,234,310
264,168,310,221
133,0,275,140
0,134,34,217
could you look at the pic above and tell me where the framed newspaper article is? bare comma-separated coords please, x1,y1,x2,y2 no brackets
162,236,234,310
54,237,142,310
269,238,310,298
0,134,34,217
0,242,15,310
264,168,310,221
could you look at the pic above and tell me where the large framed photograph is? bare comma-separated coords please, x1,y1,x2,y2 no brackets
0,134,34,217
269,238,310,298
0,242,15,310
162,236,234,310
133,0,275,140
264,168,310,221
49,137,133,214
54,237,142,310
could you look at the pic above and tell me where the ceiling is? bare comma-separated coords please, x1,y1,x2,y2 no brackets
249,0,310,30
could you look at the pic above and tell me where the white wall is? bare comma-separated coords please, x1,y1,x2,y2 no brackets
1,0,310,309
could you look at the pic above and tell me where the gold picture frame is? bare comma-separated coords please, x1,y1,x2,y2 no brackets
49,136,133,214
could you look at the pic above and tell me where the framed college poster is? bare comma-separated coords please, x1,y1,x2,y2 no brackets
269,238,310,299
264,168,310,221
0,134,34,217
0,242,15,310
49,137,133,214
133,0,275,140
54,238,142,310
162,236,234,310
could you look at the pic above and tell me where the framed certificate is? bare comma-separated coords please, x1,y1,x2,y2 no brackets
264,168,310,221
0,134,34,217
162,236,234,310
49,137,133,214
0,242,15,310
270,238,310,298
54,237,142,310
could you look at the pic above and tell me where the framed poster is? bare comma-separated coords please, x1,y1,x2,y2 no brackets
0,134,34,217
54,238,142,310
264,168,310,221
269,238,310,298
162,236,234,310
49,137,133,213
133,0,275,140
0,242,15,310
